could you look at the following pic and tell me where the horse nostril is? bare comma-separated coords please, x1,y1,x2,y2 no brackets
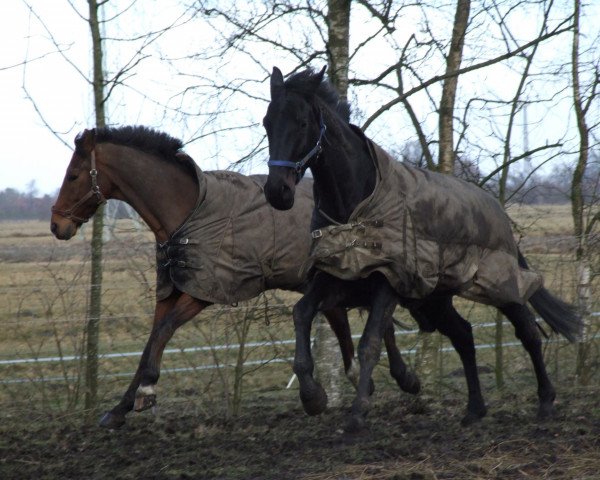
280,183,291,195
51,222,58,234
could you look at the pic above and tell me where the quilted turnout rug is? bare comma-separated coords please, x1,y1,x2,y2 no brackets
307,127,542,306
156,166,313,304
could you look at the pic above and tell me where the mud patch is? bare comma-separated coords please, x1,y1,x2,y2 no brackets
1,386,599,479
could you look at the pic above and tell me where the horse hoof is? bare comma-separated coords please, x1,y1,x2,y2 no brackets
368,378,375,396
134,384,157,412
299,383,328,416
344,415,367,434
134,394,157,412
99,411,126,429
461,405,487,427
537,402,555,420
398,372,421,395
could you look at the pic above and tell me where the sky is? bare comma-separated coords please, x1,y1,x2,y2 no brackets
0,1,596,197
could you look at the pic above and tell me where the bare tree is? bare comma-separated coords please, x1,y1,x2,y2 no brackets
438,0,470,174
82,0,107,419
571,0,599,384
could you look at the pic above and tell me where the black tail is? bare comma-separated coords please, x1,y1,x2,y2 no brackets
518,249,583,343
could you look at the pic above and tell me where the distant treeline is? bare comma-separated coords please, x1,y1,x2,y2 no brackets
0,188,57,221
0,188,141,221
2,158,598,220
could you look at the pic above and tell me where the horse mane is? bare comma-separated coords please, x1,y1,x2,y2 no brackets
94,125,184,160
285,68,351,122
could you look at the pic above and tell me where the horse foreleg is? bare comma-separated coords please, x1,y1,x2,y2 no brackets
346,277,396,433
99,293,208,429
500,302,556,419
293,276,332,416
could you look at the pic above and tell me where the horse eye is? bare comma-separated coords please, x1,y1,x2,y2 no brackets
67,174,78,182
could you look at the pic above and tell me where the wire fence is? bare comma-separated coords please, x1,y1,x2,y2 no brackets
1,218,598,415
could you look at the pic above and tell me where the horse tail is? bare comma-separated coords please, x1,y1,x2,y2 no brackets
518,249,583,343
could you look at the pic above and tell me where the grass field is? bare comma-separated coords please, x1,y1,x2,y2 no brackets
0,209,595,403
1,207,598,479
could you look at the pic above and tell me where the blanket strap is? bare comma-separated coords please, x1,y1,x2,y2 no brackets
311,219,384,239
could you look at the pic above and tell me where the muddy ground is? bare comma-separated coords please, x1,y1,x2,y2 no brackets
1,382,599,480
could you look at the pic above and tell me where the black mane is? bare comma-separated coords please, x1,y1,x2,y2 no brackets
285,69,351,122
94,125,184,159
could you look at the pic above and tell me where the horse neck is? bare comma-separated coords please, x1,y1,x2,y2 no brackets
310,117,375,227
96,143,199,243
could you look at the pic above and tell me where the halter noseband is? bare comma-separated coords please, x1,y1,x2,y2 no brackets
51,150,107,224
267,113,326,180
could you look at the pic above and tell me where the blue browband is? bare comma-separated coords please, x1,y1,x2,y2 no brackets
268,114,327,177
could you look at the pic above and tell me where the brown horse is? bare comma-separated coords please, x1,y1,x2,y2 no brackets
50,125,420,429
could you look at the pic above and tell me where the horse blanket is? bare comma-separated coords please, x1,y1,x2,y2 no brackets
307,127,542,306
156,166,313,304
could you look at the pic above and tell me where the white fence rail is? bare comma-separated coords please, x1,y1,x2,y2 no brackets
3,315,595,385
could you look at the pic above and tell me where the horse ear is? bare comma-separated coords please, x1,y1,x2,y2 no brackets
74,128,96,152
311,65,327,91
270,66,284,100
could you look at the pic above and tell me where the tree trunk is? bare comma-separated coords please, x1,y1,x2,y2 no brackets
84,0,106,419
438,0,470,174
570,0,591,383
313,314,343,407
326,0,350,107
311,0,353,406
419,0,470,391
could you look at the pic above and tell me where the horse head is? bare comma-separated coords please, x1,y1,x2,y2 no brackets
50,129,108,240
264,66,326,210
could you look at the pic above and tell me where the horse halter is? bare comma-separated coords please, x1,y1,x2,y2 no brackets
267,113,326,181
51,150,107,224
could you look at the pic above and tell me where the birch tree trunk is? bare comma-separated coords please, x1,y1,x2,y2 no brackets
418,0,470,391
312,314,343,407
84,0,106,419
438,0,470,174
570,0,592,384
326,0,350,106
312,0,352,406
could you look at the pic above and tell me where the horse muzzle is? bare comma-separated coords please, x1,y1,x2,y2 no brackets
264,176,295,210
50,215,79,240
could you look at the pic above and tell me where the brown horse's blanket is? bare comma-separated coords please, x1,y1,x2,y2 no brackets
308,129,542,306
156,166,313,304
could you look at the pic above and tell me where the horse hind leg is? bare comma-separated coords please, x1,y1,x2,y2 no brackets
499,302,556,419
132,294,206,412
414,297,487,426
384,319,420,395
99,293,207,429
323,308,419,397
322,307,363,389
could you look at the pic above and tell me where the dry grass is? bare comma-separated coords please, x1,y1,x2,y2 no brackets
1,211,599,479
0,211,597,406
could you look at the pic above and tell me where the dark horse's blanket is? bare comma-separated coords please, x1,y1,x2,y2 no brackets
156,166,313,304
307,127,542,306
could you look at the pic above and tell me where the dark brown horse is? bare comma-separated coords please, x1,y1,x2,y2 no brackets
50,126,420,429
263,67,582,432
